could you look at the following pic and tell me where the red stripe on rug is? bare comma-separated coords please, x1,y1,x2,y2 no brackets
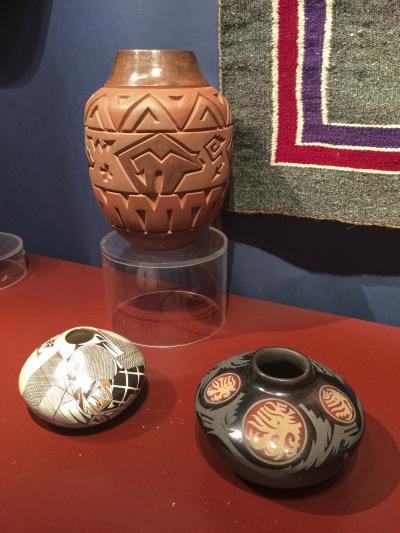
275,0,400,171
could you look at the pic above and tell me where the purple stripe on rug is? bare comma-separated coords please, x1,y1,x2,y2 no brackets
300,0,400,148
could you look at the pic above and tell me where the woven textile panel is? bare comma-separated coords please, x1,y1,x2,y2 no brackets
219,0,400,227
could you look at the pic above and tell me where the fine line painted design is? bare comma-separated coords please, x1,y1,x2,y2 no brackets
319,384,356,423
19,327,145,428
204,372,241,404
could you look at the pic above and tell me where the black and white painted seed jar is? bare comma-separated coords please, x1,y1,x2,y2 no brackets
195,347,364,489
19,327,145,428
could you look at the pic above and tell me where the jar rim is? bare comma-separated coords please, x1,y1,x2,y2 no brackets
252,347,313,388
105,49,209,87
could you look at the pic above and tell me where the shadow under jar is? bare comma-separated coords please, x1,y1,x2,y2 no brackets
196,347,365,489
84,50,232,250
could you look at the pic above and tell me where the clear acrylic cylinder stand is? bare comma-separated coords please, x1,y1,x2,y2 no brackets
101,227,227,348
0,232,27,290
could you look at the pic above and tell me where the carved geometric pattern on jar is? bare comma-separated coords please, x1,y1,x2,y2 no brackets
116,133,204,193
92,183,227,234
319,385,356,424
84,129,232,194
84,86,232,246
204,372,241,404
243,399,307,465
84,88,232,192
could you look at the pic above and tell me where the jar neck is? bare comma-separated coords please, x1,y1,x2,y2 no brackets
251,347,314,389
105,50,209,87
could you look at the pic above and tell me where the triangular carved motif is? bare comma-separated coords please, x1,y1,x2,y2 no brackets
107,94,145,130
86,106,105,130
184,94,225,131
119,95,178,132
86,96,115,130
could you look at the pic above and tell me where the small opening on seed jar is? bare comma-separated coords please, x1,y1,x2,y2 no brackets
252,347,312,387
65,328,95,345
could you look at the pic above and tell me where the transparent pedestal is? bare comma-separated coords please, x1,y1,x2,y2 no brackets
0,232,27,290
101,228,227,348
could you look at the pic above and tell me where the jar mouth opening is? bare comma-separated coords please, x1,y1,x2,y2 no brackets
253,347,312,386
65,328,96,345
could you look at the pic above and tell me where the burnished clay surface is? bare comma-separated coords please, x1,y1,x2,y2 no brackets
84,50,232,249
196,347,365,489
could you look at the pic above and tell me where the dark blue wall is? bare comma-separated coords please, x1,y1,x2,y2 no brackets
1,0,400,326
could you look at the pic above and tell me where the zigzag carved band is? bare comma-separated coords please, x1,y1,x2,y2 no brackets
93,184,228,235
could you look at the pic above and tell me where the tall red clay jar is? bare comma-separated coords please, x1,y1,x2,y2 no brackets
84,50,232,250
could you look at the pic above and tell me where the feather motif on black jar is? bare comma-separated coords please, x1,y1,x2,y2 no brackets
195,347,365,489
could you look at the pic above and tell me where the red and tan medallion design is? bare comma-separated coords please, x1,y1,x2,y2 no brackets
242,399,307,465
204,372,241,404
319,385,356,424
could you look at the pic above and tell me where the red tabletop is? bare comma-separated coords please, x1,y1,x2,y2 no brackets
1,254,399,532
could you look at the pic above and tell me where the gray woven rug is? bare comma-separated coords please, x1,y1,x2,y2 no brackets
219,0,400,227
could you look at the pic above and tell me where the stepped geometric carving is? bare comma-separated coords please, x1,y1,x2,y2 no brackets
116,134,203,194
